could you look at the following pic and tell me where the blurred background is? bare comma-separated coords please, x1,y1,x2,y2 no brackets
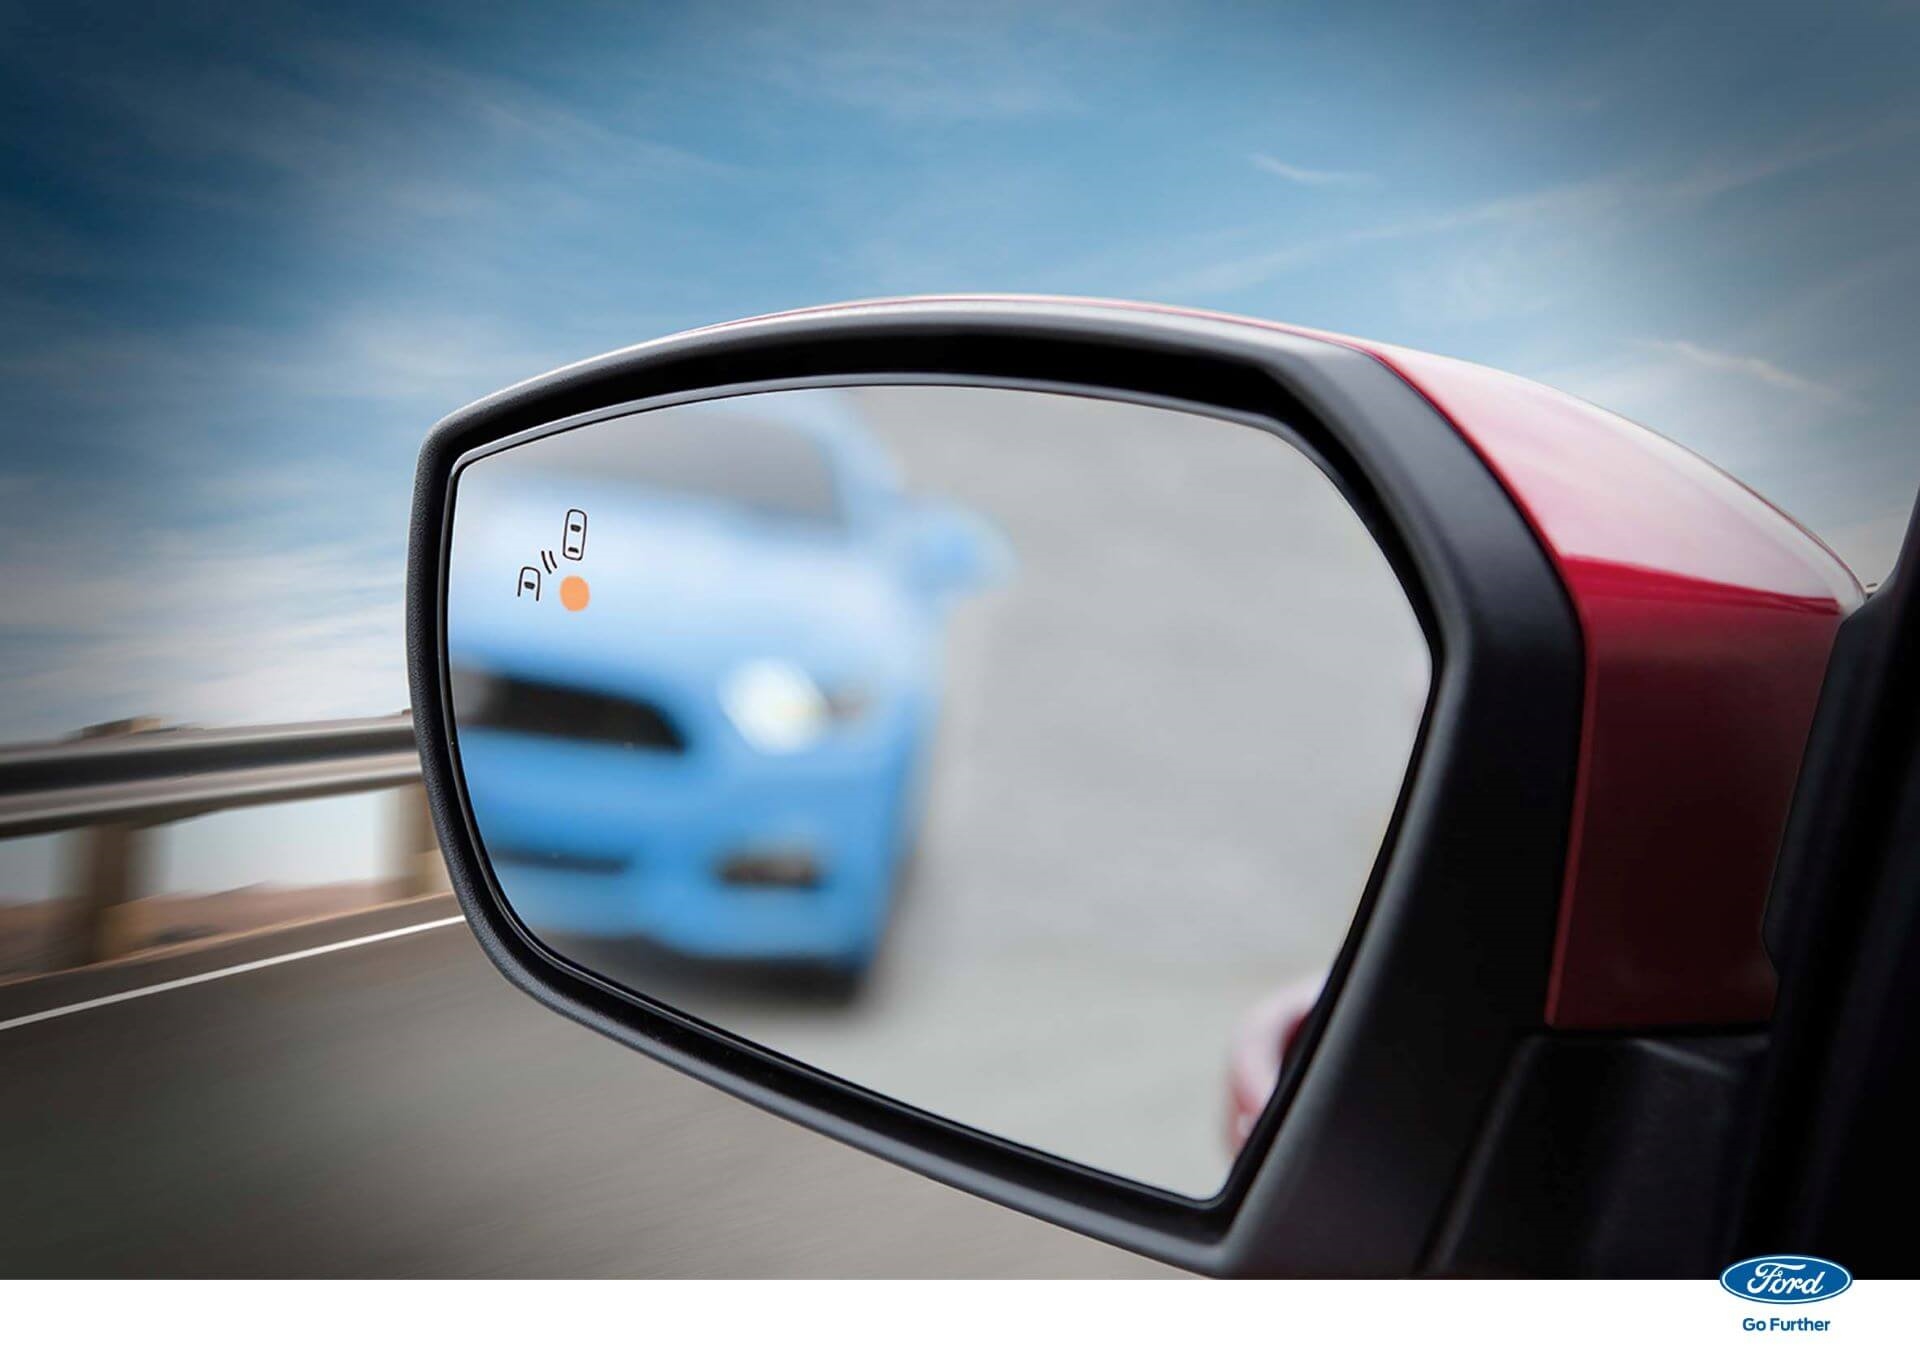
2,0,1917,1275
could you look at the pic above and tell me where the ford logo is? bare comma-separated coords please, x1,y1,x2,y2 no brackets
1721,1255,1852,1304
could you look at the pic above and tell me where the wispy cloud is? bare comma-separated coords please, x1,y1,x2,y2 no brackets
0,306,565,415
1822,507,1914,588
1250,154,1378,189
1151,241,1334,297
1532,327,1905,581
1640,338,1853,405
1161,124,1913,299
0,524,407,741
737,3,1088,122
55,30,730,252
1151,177,1625,296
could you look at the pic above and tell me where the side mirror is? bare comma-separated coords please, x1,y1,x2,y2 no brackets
409,297,1860,1275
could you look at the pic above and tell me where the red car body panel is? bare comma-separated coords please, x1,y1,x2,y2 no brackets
1226,977,1323,1154
1350,346,1863,1027
701,296,1865,1030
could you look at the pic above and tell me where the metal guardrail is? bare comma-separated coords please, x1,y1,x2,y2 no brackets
0,715,422,839
0,714,438,971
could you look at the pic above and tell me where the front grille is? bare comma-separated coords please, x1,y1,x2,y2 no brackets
451,668,688,753
715,848,823,890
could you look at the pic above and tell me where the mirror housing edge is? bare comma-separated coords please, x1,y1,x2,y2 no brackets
404,296,1587,1275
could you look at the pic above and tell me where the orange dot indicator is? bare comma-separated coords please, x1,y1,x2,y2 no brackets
559,575,590,612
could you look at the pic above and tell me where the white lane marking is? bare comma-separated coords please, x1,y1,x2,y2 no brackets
0,915,466,1033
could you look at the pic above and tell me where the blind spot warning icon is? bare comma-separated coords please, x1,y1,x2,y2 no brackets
563,509,587,560
517,566,540,600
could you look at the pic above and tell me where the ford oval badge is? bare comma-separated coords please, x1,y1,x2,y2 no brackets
1721,1256,1852,1304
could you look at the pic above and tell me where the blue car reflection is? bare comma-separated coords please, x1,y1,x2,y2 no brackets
447,389,1006,985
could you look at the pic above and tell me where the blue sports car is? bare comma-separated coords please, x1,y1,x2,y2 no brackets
445,388,1004,985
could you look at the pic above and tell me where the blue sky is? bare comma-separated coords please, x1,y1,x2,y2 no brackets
1,1,1917,889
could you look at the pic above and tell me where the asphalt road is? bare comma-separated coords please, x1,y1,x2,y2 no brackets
0,900,1171,1277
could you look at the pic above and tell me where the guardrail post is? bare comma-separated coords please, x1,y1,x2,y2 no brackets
55,717,162,968
395,782,450,899
4,711,427,977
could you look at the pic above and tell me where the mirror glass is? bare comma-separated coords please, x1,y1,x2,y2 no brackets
445,384,1430,1197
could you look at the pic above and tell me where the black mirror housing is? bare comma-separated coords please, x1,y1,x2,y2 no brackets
407,297,1587,1275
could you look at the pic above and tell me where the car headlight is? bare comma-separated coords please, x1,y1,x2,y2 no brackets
721,659,832,753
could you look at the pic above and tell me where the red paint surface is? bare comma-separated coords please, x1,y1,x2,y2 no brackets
1226,976,1324,1155
703,297,1866,1029
1355,348,1861,1027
